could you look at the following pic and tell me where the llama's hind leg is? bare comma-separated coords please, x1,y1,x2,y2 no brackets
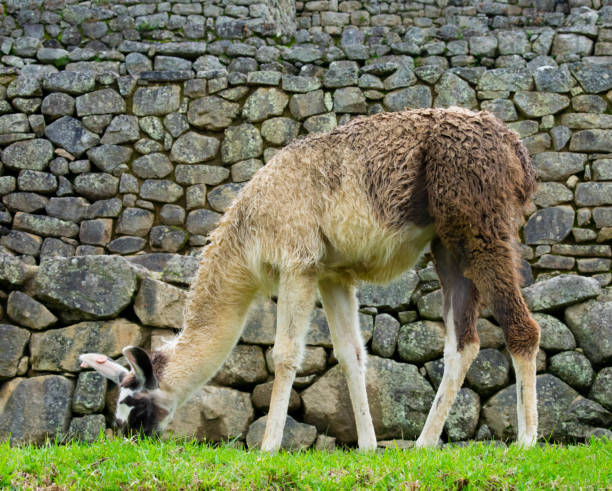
416,239,481,448
319,278,377,451
260,271,317,452
467,242,540,447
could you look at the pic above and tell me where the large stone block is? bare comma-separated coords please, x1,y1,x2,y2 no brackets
0,255,36,287
213,345,268,387
397,321,445,364
242,88,289,122
532,152,586,181
482,374,578,441
0,375,74,445
445,388,480,442
45,116,100,157
72,371,106,414
170,132,220,164
43,71,96,94
575,183,612,207
68,414,106,443
589,368,612,411
165,386,254,442
132,85,181,116
570,63,612,94
187,96,241,130
534,313,576,352
565,301,612,365
302,356,434,443
523,275,601,312
14,212,80,238
1,139,53,171
30,318,145,372
221,124,263,164
514,92,569,117
524,206,574,244
466,348,510,396
34,256,138,320
134,277,187,329
357,270,419,307
241,299,277,345
7,291,57,330
76,89,125,117
434,72,477,109
570,130,612,153
0,324,30,379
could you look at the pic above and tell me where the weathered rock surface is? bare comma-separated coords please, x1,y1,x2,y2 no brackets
72,371,106,414
397,321,445,363
166,386,254,442
68,414,106,443
34,256,137,320
466,349,510,396
241,300,277,345
445,388,480,442
534,313,576,352
482,374,578,440
302,356,435,443
589,368,612,411
0,324,30,379
548,351,594,391
252,381,301,412
522,275,601,312
565,301,612,365
213,345,268,387
357,270,419,307
30,319,145,372
6,291,57,330
134,277,187,329
372,313,400,358
0,375,74,445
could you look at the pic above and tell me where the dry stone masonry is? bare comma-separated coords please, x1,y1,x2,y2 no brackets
0,0,611,448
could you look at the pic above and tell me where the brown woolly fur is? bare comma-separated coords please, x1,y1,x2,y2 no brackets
83,107,541,448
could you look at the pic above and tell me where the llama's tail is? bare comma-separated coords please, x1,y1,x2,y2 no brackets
507,131,537,206
424,110,537,251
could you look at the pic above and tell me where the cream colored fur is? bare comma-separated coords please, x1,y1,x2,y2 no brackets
151,138,440,450
148,109,538,450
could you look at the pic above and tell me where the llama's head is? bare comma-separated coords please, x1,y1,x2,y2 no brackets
79,346,170,437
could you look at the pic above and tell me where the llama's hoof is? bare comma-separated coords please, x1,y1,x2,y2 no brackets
415,437,440,449
357,440,378,452
514,434,538,448
260,441,281,453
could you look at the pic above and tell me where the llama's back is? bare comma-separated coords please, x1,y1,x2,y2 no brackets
207,108,536,285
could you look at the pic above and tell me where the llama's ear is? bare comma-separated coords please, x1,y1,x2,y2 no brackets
79,353,128,384
123,346,158,390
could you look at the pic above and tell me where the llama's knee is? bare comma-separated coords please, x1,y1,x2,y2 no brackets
272,341,303,373
504,315,540,358
335,341,366,373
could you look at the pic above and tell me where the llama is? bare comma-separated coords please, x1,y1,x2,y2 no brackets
80,107,540,450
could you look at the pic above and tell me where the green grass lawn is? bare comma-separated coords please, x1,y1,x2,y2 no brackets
1,436,610,490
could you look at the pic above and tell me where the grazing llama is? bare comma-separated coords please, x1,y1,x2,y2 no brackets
80,107,539,450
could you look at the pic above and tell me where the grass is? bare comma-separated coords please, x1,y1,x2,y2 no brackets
0,436,610,490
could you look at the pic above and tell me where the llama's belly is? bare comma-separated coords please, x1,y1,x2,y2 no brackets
321,220,436,284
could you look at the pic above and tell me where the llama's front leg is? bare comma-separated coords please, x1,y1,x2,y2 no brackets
260,272,316,452
319,278,377,451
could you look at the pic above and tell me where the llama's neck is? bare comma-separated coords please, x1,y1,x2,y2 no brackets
156,242,257,408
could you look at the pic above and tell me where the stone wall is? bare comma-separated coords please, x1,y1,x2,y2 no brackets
0,0,611,447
